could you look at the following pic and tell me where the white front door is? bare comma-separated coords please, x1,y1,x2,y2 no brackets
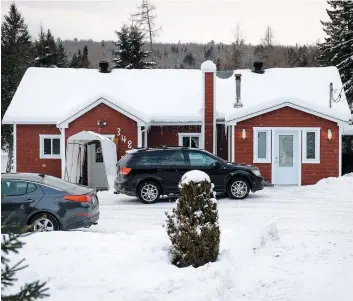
272,130,300,185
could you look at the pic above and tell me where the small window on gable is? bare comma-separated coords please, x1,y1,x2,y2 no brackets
40,135,61,159
302,128,320,163
253,128,271,163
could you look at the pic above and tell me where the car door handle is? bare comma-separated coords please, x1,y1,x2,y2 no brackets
24,199,35,203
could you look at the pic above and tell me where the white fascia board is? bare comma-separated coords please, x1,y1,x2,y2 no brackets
226,102,349,124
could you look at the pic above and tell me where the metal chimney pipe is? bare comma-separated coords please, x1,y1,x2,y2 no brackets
329,82,333,108
234,73,243,108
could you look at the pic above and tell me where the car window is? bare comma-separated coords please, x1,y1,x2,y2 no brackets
188,151,218,167
135,152,161,166
119,153,133,166
42,175,78,191
1,180,30,196
27,183,37,194
159,150,186,166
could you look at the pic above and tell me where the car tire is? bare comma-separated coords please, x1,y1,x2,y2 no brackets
29,213,60,232
227,177,250,200
137,181,161,204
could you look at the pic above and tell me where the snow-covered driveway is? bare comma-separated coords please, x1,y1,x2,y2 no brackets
7,175,353,301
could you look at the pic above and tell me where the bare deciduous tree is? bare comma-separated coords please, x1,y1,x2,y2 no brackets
262,25,274,46
224,23,246,69
130,0,162,61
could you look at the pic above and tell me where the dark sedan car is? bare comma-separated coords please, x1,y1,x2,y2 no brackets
1,173,99,232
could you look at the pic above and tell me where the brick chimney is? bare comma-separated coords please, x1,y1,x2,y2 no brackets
201,60,216,154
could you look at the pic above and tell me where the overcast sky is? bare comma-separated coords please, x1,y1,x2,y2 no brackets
1,0,329,45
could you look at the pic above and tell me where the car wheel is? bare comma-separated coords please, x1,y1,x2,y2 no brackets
227,177,250,200
30,213,60,232
137,181,161,204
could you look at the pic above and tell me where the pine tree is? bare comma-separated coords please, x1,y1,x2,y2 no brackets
1,3,33,171
69,46,90,68
183,52,195,67
56,38,68,67
204,45,214,60
1,226,49,300
216,57,222,70
81,45,91,68
34,28,56,67
33,27,65,68
165,171,220,268
297,46,310,67
318,0,353,106
113,24,155,69
287,46,298,67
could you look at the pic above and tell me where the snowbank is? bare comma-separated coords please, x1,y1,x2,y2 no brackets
316,173,353,186
4,174,353,301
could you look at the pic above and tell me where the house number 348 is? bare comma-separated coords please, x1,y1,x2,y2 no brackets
116,127,132,149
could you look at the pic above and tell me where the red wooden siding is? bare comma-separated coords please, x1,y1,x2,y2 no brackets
234,106,339,185
65,103,138,160
16,125,62,177
148,125,201,147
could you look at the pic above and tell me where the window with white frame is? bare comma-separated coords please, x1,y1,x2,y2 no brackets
39,135,61,159
253,128,271,163
178,133,201,148
302,128,320,163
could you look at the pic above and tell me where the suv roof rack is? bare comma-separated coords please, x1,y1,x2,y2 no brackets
125,146,204,154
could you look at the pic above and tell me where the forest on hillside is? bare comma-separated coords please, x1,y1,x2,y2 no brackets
61,38,321,70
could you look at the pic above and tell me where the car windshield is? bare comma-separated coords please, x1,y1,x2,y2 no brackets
201,149,227,164
41,175,79,191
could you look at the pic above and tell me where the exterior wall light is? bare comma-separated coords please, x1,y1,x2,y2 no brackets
242,129,246,140
97,120,107,127
328,129,332,141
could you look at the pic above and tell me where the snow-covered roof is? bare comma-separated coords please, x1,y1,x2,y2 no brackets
2,67,206,124
224,66,351,123
2,65,351,126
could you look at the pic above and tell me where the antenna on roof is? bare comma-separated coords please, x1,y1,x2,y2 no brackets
329,82,344,108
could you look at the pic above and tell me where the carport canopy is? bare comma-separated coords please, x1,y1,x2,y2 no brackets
65,131,117,190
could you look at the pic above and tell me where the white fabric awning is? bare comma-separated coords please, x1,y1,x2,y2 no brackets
65,131,117,190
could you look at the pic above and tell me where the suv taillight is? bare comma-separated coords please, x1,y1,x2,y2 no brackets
120,167,132,176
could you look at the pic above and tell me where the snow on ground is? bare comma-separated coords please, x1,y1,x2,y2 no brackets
5,174,353,301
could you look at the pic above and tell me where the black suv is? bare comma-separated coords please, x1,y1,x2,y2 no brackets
114,147,264,204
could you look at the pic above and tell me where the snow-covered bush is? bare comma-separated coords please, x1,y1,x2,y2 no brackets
165,170,220,268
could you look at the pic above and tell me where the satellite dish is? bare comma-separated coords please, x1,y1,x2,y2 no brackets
216,70,234,79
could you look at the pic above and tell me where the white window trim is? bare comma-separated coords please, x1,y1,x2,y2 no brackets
302,128,320,163
253,127,272,163
178,133,201,148
39,134,61,159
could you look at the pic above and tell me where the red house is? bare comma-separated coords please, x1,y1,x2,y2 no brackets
2,60,352,189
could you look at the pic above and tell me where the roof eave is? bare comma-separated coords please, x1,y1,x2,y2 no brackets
57,96,149,128
225,102,350,125
1,120,57,125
